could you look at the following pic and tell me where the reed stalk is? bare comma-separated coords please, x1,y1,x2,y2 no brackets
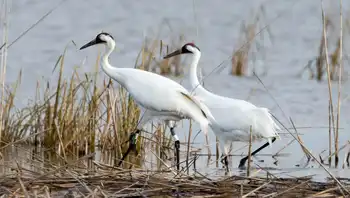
334,0,343,168
273,114,349,194
0,0,9,147
230,5,273,77
321,1,336,167
328,102,332,166
247,125,253,177
186,120,192,175
135,25,185,76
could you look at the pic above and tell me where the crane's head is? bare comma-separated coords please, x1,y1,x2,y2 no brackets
80,32,115,50
163,43,200,59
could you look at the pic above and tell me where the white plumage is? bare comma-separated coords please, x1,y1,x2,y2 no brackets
164,43,280,171
79,33,212,169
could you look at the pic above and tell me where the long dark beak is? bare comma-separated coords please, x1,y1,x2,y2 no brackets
163,49,182,59
80,39,97,50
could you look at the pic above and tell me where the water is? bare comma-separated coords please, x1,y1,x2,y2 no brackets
2,0,350,180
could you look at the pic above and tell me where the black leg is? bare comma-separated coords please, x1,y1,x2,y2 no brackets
175,140,180,170
220,154,225,167
118,129,141,167
220,154,225,165
221,155,229,173
170,127,180,171
238,137,277,169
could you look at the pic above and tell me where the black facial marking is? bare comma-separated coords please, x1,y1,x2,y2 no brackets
181,42,200,54
95,32,114,44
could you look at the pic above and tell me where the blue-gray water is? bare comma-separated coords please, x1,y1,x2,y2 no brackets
2,0,350,180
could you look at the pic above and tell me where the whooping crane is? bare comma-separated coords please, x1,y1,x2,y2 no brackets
164,43,280,172
79,33,212,170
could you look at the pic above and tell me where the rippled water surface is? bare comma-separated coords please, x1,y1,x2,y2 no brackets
2,0,350,180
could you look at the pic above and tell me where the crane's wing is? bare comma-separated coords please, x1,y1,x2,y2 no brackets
179,91,215,121
115,68,213,121
208,105,279,139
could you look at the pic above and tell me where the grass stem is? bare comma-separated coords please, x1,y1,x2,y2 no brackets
334,0,343,168
321,0,336,168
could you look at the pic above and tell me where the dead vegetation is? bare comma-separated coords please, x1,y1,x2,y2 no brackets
0,161,348,197
231,5,273,77
317,2,347,169
135,22,188,77
0,47,174,169
0,1,350,197
304,9,350,81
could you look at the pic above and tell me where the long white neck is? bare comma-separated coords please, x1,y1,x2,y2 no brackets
100,41,124,84
189,51,210,96
189,51,201,89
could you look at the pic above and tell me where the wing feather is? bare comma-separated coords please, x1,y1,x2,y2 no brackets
179,91,207,118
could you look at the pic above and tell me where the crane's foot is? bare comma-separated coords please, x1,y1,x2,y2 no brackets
238,157,248,169
175,140,180,171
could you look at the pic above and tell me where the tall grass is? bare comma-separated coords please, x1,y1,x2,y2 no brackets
0,47,175,169
0,0,10,149
335,0,343,168
319,2,348,168
306,8,350,82
1,2,349,177
315,15,342,82
0,20,195,171
135,24,187,76
231,5,273,76
321,4,336,168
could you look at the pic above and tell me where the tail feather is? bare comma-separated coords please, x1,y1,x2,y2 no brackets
178,91,211,136
252,108,280,139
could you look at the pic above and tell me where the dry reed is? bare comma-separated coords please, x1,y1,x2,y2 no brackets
297,2,349,168
321,1,341,168
306,6,349,82
335,0,343,169
0,161,348,197
135,23,187,77
246,126,253,177
0,1,349,197
231,5,273,77
0,46,174,171
0,0,10,153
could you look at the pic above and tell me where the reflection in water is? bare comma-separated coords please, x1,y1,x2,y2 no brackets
0,145,123,176
0,143,173,176
0,141,349,182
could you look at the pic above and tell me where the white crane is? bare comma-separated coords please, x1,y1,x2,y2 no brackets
164,43,280,172
79,33,212,170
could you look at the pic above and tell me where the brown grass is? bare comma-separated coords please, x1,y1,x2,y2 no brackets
135,24,187,77
231,5,273,76
315,15,341,81
319,2,347,169
0,47,174,170
0,163,347,197
1,2,350,197
307,9,350,82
